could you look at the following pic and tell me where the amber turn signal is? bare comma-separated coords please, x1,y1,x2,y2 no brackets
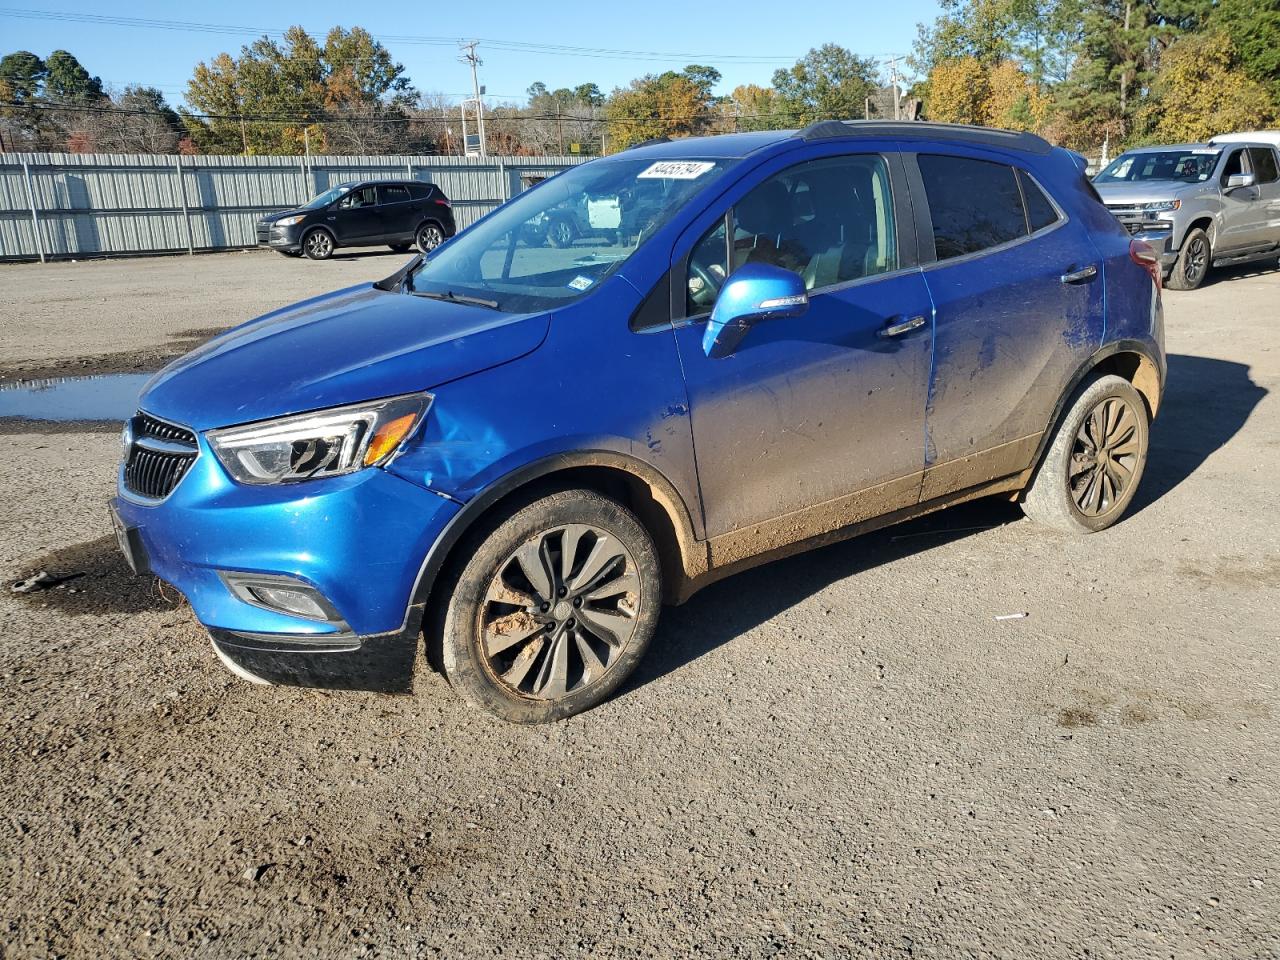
364,413,418,466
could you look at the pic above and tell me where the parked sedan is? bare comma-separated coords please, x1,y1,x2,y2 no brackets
256,180,456,260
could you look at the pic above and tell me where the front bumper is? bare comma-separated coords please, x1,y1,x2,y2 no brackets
256,221,304,252
112,429,460,690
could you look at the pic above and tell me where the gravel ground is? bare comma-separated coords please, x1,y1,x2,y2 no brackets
0,251,1278,959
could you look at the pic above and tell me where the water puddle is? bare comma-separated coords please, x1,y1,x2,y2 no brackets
0,373,152,422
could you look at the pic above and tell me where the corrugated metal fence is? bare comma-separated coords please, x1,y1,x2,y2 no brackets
0,153,585,261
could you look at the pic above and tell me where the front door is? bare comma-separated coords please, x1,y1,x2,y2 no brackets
1216,147,1265,253
671,150,934,551
331,185,380,243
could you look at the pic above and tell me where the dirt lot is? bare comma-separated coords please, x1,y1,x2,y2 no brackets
1,249,1278,959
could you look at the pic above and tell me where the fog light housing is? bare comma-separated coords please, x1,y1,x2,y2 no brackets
219,572,346,624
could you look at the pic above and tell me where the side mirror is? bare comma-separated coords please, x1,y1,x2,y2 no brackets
1225,172,1256,191
702,262,809,359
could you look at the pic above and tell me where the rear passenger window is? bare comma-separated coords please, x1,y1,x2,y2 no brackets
919,155,1026,260
1249,147,1279,184
1018,169,1060,231
380,185,411,204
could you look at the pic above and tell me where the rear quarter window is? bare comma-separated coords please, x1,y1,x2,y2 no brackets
918,155,1027,260
1018,169,1061,231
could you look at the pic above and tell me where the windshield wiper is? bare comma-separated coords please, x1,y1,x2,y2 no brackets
410,289,501,311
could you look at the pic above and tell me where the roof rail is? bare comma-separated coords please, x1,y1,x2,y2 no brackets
797,120,1053,155
626,136,671,150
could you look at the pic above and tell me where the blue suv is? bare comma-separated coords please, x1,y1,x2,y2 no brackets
111,121,1165,723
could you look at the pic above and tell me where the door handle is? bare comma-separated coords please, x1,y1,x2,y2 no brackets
878,315,927,338
1060,264,1098,284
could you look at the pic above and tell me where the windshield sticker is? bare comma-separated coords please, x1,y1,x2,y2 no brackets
567,275,594,291
1191,149,1219,155
637,161,715,180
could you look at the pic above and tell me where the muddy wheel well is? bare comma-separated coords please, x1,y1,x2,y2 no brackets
421,465,700,658
1091,351,1161,418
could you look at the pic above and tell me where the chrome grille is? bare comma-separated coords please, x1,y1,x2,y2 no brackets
255,223,272,243
123,412,198,500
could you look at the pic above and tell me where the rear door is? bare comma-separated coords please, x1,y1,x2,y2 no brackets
331,185,380,243
377,183,416,240
911,151,1103,499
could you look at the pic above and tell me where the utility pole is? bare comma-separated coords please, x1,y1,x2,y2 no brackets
886,56,905,121
459,40,487,157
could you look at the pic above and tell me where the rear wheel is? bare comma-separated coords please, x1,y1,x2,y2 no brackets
416,222,445,253
1167,227,1210,290
438,490,661,723
1020,374,1150,533
302,228,334,260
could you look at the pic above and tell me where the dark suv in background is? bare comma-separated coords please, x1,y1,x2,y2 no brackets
256,180,456,260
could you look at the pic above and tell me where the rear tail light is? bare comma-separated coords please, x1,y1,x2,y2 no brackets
434,198,451,208
1130,239,1162,290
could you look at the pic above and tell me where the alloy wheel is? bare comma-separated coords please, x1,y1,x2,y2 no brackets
418,224,444,251
305,231,333,258
1184,236,1207,284
1068,395,1142,517
477,523,642,701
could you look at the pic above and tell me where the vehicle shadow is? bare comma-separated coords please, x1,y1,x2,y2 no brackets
1198,259,1280,288
329,248,413,262
625,352,1264,694
1128,353,1266,513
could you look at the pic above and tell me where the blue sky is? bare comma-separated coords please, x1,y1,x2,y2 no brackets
1,0,941,108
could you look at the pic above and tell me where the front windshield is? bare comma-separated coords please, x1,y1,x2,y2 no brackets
1095,149,1220,184
407,157,736,313
300,185,352,210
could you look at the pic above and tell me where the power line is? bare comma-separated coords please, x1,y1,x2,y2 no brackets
0,7,801,64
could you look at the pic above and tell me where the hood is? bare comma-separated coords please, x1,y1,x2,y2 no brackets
140,283,549,431
1093,180,1204,204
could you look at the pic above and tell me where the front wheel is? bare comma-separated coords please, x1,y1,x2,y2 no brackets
438,490,661,723
302,229,334,260
1020,374,1150,533
1167,227,1210,290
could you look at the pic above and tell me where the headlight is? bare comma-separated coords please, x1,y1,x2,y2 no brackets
1140,200,1181,213
275,215,306,227
207,393,430,485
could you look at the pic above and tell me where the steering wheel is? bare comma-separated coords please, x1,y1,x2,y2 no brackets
687,259,724,309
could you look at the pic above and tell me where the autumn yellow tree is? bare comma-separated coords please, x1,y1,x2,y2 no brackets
924,57,990,125
924,56,1048,132
1140,32,1275,144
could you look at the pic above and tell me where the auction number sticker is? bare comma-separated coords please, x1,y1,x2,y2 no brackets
567,275,594,291
637,161,715,180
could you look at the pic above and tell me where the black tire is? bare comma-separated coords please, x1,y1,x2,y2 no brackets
302,228,335,260
416,221,445,254
1167,227,1210,290
388,242,412,253
1020,374,1150,533
545,216,576,249
438,489,661,723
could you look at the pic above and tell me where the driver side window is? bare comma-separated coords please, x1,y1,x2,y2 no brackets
685,154,898,316
338,186,376,209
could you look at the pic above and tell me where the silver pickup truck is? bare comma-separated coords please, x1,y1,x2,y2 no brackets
1093,139,1280,289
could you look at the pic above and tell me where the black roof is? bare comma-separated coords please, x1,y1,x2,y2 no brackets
799,120,1054,155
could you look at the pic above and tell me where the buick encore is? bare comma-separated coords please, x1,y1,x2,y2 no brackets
112,121,1166,722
